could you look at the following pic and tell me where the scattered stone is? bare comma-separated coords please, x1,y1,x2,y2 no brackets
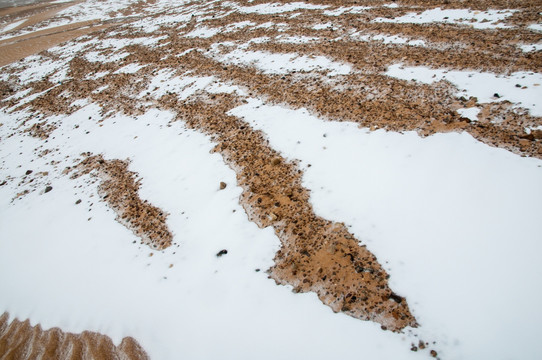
219,181,227,190
25,170,33,175
75,199,82,204
149,253,153,257
418,340,426,350
0,180,6,186
44,186,53,193
410,346,418,352
493,93,501,98
169,264,173,268
255,268,260,272
216,249,228,257
430,350,438,357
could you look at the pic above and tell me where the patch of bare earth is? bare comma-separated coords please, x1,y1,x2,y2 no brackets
68,154,173,250
161,93,417,331
0,312,148,360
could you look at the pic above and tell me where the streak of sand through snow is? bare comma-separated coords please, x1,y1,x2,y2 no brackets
229,98,542,360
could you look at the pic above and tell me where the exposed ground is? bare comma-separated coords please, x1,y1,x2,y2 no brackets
0,0,541,359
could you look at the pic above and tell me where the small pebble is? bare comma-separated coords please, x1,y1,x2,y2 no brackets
216,249,228,257
44,186,53,193
219,181,227,190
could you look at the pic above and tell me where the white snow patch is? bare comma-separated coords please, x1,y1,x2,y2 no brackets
386,63,542,116
352,32,427,46
312,22,334,30
0,19,26,33
225,1,329,15
519,43,542,52
374,8,516,29
323,6,371,16
229,98,542,360
209,48,351,76
185,26,221,38
457,107,480,121
528,24,542,32
114,63,147,74
142,70,244,99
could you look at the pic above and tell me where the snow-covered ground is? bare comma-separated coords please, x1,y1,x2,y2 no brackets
1,1,542,359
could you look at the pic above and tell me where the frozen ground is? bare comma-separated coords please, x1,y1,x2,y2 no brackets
1,0,541,359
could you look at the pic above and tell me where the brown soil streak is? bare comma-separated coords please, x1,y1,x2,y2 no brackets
71,154,173,250
162,92,417,331
0,312,149,360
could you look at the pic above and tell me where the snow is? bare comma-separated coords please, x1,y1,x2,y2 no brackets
229,98,542,360
185,26,221,38
323,6,371,16
114,63,147,74
374,8,516,30
0,19,25,33
224,1,329,15
352,32,427,47
312,22,334,30
456,107,480,121
386,63,542,116
528,24,542,32
519,43,542,52
0,103,424,360
208,48,351,76
141,70,244,100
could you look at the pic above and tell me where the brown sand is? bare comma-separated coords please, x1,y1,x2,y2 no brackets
0,312,149,360
0,23,110,67
70,154,173,250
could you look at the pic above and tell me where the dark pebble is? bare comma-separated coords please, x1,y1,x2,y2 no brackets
430,350,438,357
493,93,501,98
219,181,227,190
44,186,53,193
216,249,228,257
25,170,33,175
75,199,82,204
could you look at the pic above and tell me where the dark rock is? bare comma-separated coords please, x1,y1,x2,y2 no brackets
25,170,33,175
44,186,53,193
411,346,418,352
0,180,6,186
493,93,501,98
219,181,227,190
255,268,260,272
75,199,82,204
216,249,228,257
389,292,403,303
430,350,438,357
